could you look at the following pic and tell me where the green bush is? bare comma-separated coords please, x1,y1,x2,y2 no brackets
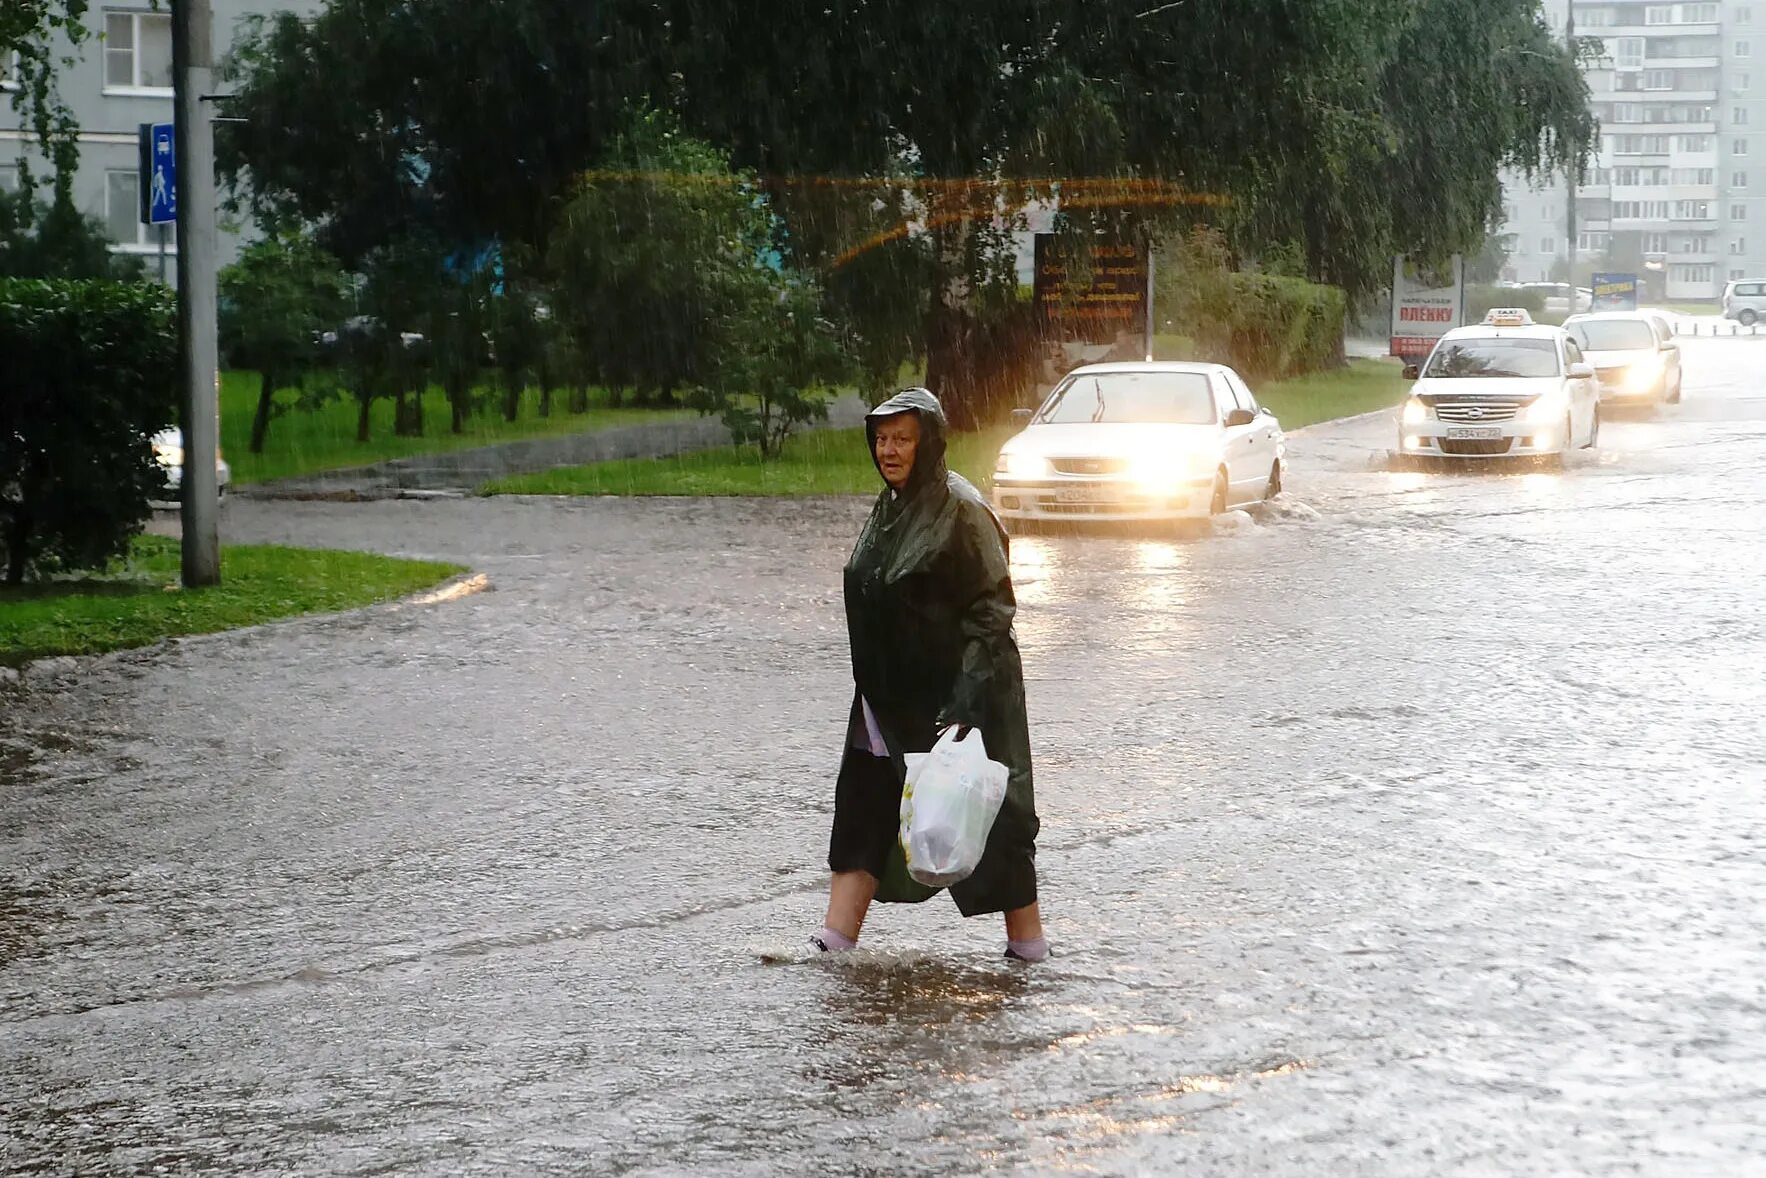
1465,284,1545,322
1157,228,1347,381
0,279,179,584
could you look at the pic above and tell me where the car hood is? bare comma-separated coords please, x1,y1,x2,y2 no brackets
1412,376,1558,401
1002,421,1225,459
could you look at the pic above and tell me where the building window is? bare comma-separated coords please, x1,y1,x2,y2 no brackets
0,164,19,194
1671,167,1715,183
1737,107,1752,125
1742,7,1756,24
1676,199,1713,217
1679,134,1714,150
1733,268,1748,280
1684,2,1718,19
1646,232,1671,253
1617,37,1647,70
1735,203,1750,219
1736,71,1753,94
1736,171,1751,187
1645,70,1676,90
1732,238,1748,253
104,169,175,250
1737,138,1751,154
1542,237,1558,254
1738,40,1753,58
1,50,19,92
104,10,174,93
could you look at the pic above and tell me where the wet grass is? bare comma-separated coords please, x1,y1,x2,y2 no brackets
483,359,1407,497
220,372,691,486
0,536,464,667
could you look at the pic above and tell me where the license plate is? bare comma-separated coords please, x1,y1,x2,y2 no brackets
1055,485,1118,504
1446,427,1503,440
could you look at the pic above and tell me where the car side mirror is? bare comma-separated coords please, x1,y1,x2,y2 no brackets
1568,362,1596,380
1402,364,1421,381
1224,407,1256,428
1010,408,1035,428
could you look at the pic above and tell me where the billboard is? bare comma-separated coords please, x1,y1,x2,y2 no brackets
1390,255,1466,361
1592,273,1640,311
1033,236,1150,345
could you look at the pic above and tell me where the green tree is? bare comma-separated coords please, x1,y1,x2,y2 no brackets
1,0,93,201
0,188,146,281
0,278,177,584
219,235,351,453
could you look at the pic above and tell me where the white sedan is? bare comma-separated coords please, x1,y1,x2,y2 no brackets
152,427,231,505
992,362,1287,526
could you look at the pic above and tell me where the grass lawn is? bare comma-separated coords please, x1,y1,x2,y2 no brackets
482,358,1407,498
1645,301,1719,317
0,536,465,667
221,372,691,485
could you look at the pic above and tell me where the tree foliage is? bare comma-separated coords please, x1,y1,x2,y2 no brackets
0,278,178,584
0,0,93,200
219,235,351,453
0,188,147,281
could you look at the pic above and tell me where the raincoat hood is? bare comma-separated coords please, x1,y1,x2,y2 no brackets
866,387,949,496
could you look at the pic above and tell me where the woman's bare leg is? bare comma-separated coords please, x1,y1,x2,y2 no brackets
1004,902,1044,943
822,871,880,942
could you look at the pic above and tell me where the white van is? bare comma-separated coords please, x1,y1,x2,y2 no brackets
1721,278,1766,325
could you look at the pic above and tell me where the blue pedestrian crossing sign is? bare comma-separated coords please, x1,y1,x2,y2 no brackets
138,123,176,225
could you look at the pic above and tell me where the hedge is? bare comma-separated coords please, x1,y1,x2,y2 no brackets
0,279,179,584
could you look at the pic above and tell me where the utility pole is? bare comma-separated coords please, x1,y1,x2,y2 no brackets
173,0,221,586
1566,1,1579,288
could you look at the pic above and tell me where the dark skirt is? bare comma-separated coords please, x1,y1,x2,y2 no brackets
828,744,1038,918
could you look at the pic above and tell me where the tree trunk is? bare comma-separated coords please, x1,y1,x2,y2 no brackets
448,372,469,435
249,369,277,454
568,385,589,414
923,198,982,429
538,378,553,418
501,374,522,422
356,392,373,442
4,511,29,584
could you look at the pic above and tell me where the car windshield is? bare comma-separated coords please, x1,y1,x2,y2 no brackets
1038,372,1217,425
1423,338,1560,379
1570,320,1656,351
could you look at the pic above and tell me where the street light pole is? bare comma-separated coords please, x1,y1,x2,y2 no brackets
1566,2,1579,289
173,0,221,586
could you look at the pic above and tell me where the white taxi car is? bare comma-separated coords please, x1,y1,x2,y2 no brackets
992,362,1286,526
1563,311,1682,406
152,427,232,504
1398,309,1600,462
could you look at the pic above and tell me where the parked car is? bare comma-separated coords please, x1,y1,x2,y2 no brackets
992,362,1286,527
1721,278,1766,325
1564,311,1682,405
1523,282,1594,316
1397,308,1600,463
152,427,231,505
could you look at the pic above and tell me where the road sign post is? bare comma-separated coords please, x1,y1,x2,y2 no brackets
172,2,221,586
138,122,176,284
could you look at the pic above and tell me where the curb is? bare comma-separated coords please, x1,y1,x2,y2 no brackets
1,569,492,692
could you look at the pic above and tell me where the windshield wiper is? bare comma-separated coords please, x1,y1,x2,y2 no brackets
1090,377,1106,423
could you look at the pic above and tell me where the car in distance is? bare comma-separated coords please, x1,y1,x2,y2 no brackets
992,362,1286,527
1397,309,1600,463
1564,311,1682,406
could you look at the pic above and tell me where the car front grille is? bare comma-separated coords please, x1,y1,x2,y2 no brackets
1434,402,1521,424
1440,438,1515,456
1050,457,1130,476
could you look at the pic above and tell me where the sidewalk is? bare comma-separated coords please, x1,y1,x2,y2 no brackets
238,394,871,500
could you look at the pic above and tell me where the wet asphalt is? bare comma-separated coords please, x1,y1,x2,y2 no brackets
3,336,1766,1175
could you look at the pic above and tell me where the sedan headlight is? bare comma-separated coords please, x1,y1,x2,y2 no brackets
1525,388,1571,424
1401,396,1430,426
996,451,1051,479
1623,360,1662,392
154,444,184,469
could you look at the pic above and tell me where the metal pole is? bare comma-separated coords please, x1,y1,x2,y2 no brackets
1566,3,1578,292
157,221,167,284
1144,242,1156,361
174,0,220,586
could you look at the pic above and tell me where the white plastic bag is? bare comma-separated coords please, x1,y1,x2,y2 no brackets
899,727,1010,888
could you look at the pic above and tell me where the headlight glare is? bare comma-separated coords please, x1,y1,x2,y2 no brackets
999,452,1051,479
1402,396,1429,426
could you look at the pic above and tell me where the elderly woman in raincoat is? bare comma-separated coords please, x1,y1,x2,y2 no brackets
812,387,1047,962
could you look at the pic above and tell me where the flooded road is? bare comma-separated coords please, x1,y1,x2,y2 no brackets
5,338,1766,1174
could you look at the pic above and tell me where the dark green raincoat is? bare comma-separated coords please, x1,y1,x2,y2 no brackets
831,388,1039,916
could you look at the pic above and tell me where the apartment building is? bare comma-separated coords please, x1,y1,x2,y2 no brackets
0,2,318,276
1499,0,1764,301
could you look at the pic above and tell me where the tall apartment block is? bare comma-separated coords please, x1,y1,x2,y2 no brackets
1501,1,1765,301
1,2,318,275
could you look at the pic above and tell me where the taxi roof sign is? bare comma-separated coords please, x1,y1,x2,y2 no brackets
1483,308,1535,327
